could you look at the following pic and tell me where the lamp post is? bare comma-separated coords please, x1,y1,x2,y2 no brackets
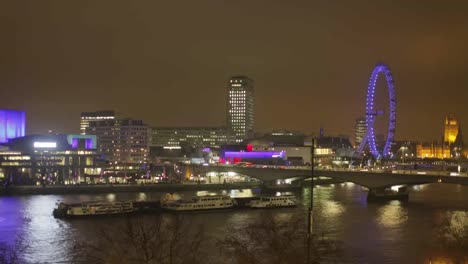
307,139,315,263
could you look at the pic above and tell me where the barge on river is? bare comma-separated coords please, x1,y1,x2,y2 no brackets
246,195,297,208
161,195,237,212
53,201,134,218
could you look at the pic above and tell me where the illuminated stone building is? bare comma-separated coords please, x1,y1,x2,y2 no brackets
452,127,465,158
227,76,255,142
416,143,450,159
444,114,459,144
416,115,465,159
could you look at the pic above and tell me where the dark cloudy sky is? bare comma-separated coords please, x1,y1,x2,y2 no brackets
1,1,467,142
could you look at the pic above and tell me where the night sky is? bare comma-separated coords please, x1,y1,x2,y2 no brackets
2,1,467,142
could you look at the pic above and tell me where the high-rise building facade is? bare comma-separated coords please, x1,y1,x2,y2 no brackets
87,119,149,164
354,117,367,147
80,110,117,135
444,114,459,144
227,76,254,142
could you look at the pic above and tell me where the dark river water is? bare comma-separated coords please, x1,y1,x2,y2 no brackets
0,183,467,263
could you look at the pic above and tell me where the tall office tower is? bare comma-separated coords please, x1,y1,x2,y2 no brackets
444,114,459,144
227,76,254,142
87,119,149,164
80,110,117,135
354,117,367,147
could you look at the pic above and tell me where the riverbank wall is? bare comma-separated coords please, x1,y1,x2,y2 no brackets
0,179,342,196
0,182,262,196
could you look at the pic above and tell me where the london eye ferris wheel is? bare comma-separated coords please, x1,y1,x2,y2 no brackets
357,63,397,159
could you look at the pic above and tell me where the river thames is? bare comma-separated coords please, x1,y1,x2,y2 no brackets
0,183,467,263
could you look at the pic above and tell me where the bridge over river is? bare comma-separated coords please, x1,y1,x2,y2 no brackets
187,165,468,200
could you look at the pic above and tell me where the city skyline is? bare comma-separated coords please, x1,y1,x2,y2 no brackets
2,2,468,264
2,1,468,142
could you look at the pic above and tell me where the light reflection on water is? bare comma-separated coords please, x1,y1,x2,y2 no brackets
0,184,466,263
321,200,345,218
137,192,147,201
105,193,116,202
22,195,74,262
377,201,408,229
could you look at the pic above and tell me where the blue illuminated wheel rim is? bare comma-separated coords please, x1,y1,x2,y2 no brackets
363,63,396,159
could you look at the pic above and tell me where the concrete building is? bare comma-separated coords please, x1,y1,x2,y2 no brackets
244,131,310,165
150,126,235,148
80,110,118,135
87,119,149,164
227,76,255,142
316,136,353,149
354,117,367,147
0,134,100,185
149,76,255,149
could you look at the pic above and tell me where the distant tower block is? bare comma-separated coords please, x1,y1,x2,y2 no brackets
227,76,255,142
354,118,367,147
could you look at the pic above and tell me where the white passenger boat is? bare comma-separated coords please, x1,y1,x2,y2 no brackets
53,201,134,218
161,195,237,212
246,195,297,208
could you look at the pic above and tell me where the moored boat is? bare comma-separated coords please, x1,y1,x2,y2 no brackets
53,201,135,218
367,186,409,202
246,195,297,208
161,195,237,212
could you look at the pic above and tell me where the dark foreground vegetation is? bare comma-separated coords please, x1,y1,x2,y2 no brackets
1,211,467,263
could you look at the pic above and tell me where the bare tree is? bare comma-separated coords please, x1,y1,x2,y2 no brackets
219,212,340,264
77,214,204,264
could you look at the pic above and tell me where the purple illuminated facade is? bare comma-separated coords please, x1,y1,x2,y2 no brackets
0,109,26,144
66,134,97,149
222,151,286,162
357,63,396,159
